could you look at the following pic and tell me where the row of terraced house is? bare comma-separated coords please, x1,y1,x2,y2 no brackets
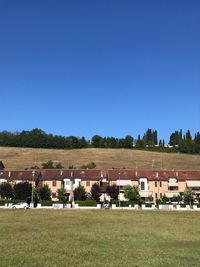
1,168,200,202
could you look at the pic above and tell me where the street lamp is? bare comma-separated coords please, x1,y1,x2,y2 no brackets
31,171,35,209
71,171,75,207
118,172,121,208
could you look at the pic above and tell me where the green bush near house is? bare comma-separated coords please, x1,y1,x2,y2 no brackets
75,200,97,206
145,203,153,208
123,185,141,202
40,200,53,206
155,199,174,207
0,199,24,206
0,200,7,206
111,200,140,207
180,204,186,208
40,200,64,206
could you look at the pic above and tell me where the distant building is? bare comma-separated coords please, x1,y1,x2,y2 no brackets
1,169,200,202
0,161,5,170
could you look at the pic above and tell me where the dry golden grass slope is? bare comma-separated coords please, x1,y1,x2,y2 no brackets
0,147,200,170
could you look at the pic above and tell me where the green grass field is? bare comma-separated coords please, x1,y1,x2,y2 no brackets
0,210,200,267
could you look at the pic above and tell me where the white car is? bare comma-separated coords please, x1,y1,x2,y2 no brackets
12,202,29,209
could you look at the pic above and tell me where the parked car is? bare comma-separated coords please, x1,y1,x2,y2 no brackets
12,202,29,209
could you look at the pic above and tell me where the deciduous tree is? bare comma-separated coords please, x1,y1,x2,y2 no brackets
38,184,52,201
106,184,119,200
57,188,68,203
124,185,140,202
183,188,195,205
74,185,87,201
13,182,32,200
91,183,101,202
0,182,13,199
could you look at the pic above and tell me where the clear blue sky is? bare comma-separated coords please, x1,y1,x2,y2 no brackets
0,0,199,141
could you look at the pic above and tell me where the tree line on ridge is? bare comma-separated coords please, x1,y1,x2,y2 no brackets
0,128,199,154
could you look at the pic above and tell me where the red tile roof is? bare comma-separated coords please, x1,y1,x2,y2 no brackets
107,170,135,180
0,171,9,179
40,170,63,181
62,170,102,180
1,169,200,181
0,170,39,181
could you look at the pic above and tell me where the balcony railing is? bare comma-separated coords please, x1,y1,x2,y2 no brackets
139,191,153,198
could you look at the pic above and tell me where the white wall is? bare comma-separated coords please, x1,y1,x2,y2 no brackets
74,178,81,189
63,178,82,190
139,178,148,191
63,179,71,190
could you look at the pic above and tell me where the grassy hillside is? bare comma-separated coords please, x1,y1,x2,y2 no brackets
0,147,200,170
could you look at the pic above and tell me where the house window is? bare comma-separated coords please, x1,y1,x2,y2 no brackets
160,181,162,187
155,182,157,187
52,181,57,187
160,193,162,198
140,181,145,190
52,193,56,198
168,186,178,191
86,181,90,187
66,181,70,186
155,193,158,199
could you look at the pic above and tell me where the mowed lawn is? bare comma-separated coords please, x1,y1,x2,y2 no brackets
0,211,200,267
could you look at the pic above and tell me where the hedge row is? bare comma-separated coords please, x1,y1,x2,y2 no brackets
0,199,23,206
39,200,64,206
111,200,141,207
0,200,66,206
75,200,97,206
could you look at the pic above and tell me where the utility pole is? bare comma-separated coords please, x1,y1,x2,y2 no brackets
31,171,35,209
118,172,121,208
71,171,75,207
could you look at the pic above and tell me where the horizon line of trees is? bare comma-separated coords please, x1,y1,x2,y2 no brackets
0,128,199,154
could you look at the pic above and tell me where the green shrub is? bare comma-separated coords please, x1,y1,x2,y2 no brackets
145,203,153,208
40,200,64,206
180,204,186,208
111,200,139,207
0,200,7,206
120,201,133,207
75,200,97,206
0,199,26,206
40,200,52,206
